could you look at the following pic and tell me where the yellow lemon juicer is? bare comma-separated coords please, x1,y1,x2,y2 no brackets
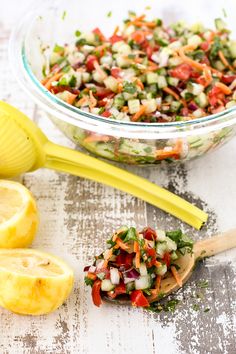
0,101,207,229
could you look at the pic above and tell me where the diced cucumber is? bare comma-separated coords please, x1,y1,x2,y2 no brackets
128,99,141,114
170,251,179,261
190,22,204,34
157,75,167,89
50,52,62,66
193,108,204,118
118,43,132,55
214,18,227,31
82,72,91,83
118,140,156,158
187,82,204,96
93,71,106,83
79,32,96,44
168,57,183,67
104,76,118,92
146,72,159,84
229,41,236,59
113,94,125,109
195,92,208,108
156,229,166,241
169,40,182,49
214,60,225,71
116,55,131,68
112,40,125,52
167,77,179,87
226,100,236,108
81,45,95,55
126,281,135,293
135,275,151,290
155,263,167,276
101,279,115,291
139,263,148,276
100,55,113,66
156,242,168,258
187,35,202,47
165,237,177,252
141,99,157,113
170,101,181,112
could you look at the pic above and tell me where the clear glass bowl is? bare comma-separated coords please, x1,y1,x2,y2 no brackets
9,0,236,165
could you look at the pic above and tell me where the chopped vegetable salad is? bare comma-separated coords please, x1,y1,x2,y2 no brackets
43,13,236,123
84,226,193,308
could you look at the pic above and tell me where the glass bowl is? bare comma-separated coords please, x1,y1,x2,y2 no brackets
9,0,236,165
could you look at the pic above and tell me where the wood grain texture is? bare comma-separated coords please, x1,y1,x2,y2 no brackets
0,1,236,353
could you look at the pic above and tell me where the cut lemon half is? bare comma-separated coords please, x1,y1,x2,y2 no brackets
0,180,39,248
0,249,74,315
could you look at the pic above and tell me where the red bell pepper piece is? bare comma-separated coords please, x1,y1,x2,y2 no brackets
92,279,102,307
163,252,171,267
130,290,150,307
142,227,157,240
86,55,98,72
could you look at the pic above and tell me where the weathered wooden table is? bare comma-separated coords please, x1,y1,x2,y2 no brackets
0,2,236,353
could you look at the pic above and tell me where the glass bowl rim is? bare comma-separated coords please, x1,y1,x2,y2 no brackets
8,0,236,139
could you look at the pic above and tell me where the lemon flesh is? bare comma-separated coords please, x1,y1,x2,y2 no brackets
0,249,74,315
0,180,39,248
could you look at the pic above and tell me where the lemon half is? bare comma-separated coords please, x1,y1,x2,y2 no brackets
0,249,74,315
0,180,39,248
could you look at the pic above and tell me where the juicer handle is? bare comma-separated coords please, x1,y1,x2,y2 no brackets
44,141,208,229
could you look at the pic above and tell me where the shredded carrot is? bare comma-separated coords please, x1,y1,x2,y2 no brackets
43,72,63,90
117,82,123,93
215,82,232,95
87,272,97,280
163,86,180,101
134,78,144,90
93,61,107,79
131,105,146,122
154,260,162,268
103,249,114,268
171,266,182,287
89,90,97,109
134,241,140,268
121,106,129,112
218,50,235,72
131,20,157,28
203,66,213,87
83,134,110,143
115,237,129,251
155,275,162,292
77,96,89,107
178,45,204,71
66,92,77,105
113,25,120,36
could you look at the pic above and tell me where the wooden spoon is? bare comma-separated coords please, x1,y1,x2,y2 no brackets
103,229,236,305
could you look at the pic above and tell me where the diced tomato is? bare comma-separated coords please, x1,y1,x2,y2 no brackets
111,67,122,79
116,251,133,267
195,76,207,85
86,55,98,72
92,279,102,307
130,290,150,307
146,247,157,267
109,34,124,44
114,283,126,295
142,227,157,241
101,111,112,118
131,30,146,44
222,75,236,84
94,87,113,99
200,41,210,51
169,63,193,81
146,46,154,59
163,252,171,267
208,86,225,106
92,27,106,41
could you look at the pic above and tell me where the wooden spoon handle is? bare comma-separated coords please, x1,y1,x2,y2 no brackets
194,229,236,260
